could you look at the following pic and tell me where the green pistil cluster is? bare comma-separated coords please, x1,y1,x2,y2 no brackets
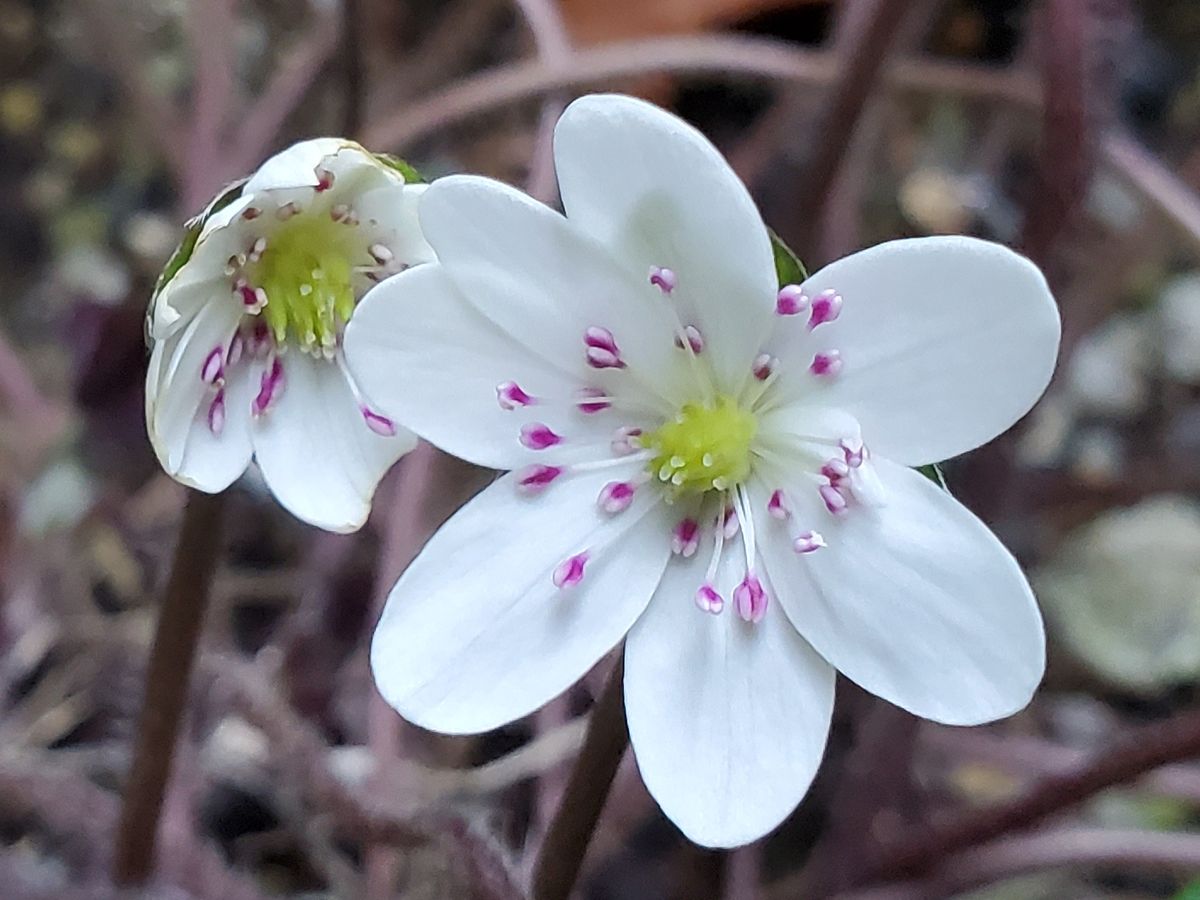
253,213,366,354
643,395,757,495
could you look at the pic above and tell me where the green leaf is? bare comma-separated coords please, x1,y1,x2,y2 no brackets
374,153,426,184
1172,879,1200,900
770,229,807,287
918,463,948,490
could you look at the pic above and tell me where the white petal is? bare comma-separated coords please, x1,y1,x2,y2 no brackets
251,354,416,533
418,174,692,407
174,360,257,491
625,542,834,848
755,459,1045,725
147,296,244,484
355,183,436,266
371,466,672,734
780,237,1060,465
243,137,351,193
345,264,658,471
554,94,778,390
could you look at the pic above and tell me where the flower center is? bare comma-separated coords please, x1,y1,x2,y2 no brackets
251,213,366,354
642,395,757,495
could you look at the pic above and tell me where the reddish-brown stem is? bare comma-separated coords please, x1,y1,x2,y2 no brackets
532,656,628,900
113,490,225,885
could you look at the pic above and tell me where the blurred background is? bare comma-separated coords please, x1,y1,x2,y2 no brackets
2,0,1200,897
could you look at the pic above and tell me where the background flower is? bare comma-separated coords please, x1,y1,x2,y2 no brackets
146,139,432,532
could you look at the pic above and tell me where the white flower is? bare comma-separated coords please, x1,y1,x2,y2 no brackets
146,139,433,532
344,96,1061,846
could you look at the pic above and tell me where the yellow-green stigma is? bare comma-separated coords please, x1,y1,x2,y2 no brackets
643,396,757,495
251,213,366,355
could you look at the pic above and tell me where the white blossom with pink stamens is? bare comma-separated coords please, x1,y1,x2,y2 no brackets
145,138,433,532
343,95,1061,847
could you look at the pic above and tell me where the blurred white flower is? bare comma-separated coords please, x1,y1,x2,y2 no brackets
346,95,1061,847
146,139,433,532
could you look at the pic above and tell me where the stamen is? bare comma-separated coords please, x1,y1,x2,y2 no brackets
226,333,244,368
315,166,335,192
671,518,700,557
819,483,848,516
840,437,866,468
597,481,636,514
649,265,677,294
241,206,261,221
247,320,272,358
248,236,267,263
733,573,767,623
369,243,393,265
776,284,809,316
200,347,224,385
207,389,226,435
252,357,284,416
519,422,563,450
767,489,790,520
362,407,397,436
611,426,643,456
808,289,843,330
752,353,777,381
694,583,723,614
810,350,843,377
496,381,536,410
722,505,740,539
793,530,827,554
821,458,850,482
276,201,300,221
330,203,351,223
516,464,563,494
674,325,705,354
235,279,269,313
575,387,611,414
584,326,625,369
552,552,589,589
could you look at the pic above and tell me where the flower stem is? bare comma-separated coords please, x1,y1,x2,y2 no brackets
531,655,628,900
113,489,226,885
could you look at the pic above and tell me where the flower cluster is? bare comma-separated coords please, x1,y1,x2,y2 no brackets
147,97,1061,847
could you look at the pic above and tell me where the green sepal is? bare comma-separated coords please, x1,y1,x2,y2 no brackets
918,463,948,490
374,153,425,184
153,178,247,299
770,229,807,287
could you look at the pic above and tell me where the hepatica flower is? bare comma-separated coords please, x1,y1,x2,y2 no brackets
345,96,1061,846
146,139,432,532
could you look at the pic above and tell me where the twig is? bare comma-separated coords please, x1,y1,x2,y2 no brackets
363,36,1041,151
229,2,343,177
112,490,225,886
787,0,916,255
512,0,573,204
921,727,1200,804
840,828,1200,900
848,706,1200,888
341,0,366,137
1103,132,1200,256
532,655,628,900
365,444,442,900
184,0,238,209
1020,0,1093,263
76,0,186,186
